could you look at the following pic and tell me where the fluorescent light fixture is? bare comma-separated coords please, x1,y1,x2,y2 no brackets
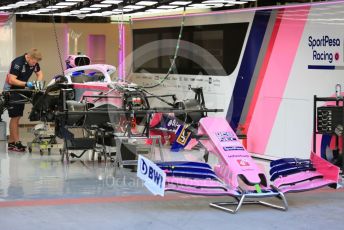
189,3,223,8
101,0,122,4
233,1,247,4
65,0,85,1
0,6,12,10
102,11,114,16
57,2,78,6
36,9,51,13
87,13,103,16
47,5,68,9
28,10,40,14
15,11,29,14
113,9,134,12
14,3,30,7
169,7,185,11
80,7,101,11
91,4,112,8
58,12,72,16
70,10,89,14
170,1,192,5
158,5,179,9
7,4,22,9
136,1,158,6
202,0,246,4
17,0,38,5
124,5,145,10
45,8,59,11
145,9,168,12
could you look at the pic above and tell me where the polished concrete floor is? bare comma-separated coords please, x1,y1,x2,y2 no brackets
0,132,344,230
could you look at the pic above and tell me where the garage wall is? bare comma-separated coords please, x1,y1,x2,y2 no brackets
15,22,120,124
0,14,15,133
16,22,68,84
128,3,344,160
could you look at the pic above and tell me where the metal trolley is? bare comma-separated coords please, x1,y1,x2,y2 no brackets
27,123,63,155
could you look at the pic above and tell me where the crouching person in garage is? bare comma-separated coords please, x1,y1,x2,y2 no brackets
4,48,44,152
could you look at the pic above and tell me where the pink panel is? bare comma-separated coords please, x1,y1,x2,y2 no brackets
279,178,336,193
273,171,323,188
87,34,106,64
0,14,9,26
247,8,310,154
199,117,264,188
310,152,340,182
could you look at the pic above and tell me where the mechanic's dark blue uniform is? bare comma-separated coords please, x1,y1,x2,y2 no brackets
7,54,41,117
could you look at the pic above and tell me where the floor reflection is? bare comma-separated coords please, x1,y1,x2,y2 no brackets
0,144,150,201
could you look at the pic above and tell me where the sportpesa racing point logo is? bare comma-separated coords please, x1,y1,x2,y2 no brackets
308,35,341,64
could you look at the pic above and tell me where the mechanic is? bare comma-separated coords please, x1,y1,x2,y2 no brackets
4,48,43,152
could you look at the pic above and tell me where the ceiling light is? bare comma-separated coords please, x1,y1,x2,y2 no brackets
136,1,158,6
47,6,68,9
26,10,37,14
101,0,122,4
57,2,78,6
158,5,179,9
57,12,72,16
80,7,101,11
70,10,87,14
112,8,133,12
91,4,112,8
15,11,28,14
17,0,38,5
102,11,114,16
170,1,192,6
124,5,145,10
14,3,29,7
189,3,223,8
145,9,168,12
87,13,103,16
36,9,51,13
8,4,23,9
227,0,246,4
45,8,59,11
202,0,246,4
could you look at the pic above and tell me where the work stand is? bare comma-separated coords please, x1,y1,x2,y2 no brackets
27,123,63,155
209,190,288,214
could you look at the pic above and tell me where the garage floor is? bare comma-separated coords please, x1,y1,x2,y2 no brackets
0,133,343,230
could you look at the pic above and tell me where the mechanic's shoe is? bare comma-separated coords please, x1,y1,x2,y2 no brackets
16,141,27,149
8,142,26,152
8,142,16,151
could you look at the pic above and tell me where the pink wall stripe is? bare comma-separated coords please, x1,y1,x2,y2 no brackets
118,24,125,81
243,11,283,137
247,7,310,155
